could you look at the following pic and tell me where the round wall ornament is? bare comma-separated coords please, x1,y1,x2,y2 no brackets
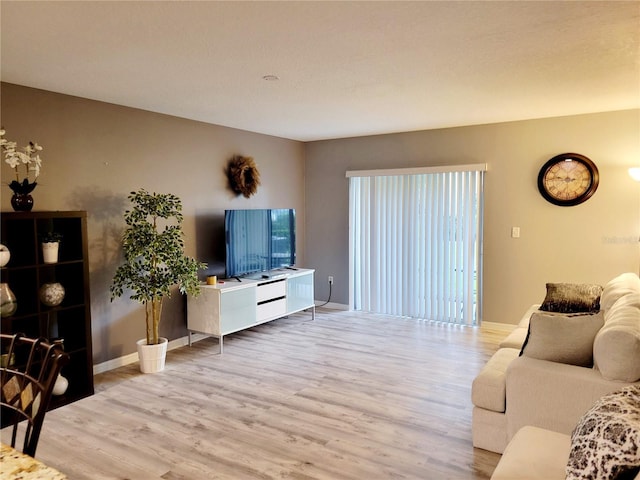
227,155,261,198
537,153,599,206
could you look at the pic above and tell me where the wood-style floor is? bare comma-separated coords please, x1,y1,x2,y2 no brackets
18,309,505,479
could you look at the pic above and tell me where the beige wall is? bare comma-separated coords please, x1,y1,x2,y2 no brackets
1,83,306,364
305,110,640,325
3,82,638,366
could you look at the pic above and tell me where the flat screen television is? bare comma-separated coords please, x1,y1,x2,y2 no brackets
224,208,296,278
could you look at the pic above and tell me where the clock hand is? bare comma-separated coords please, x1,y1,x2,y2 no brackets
554,176,576,183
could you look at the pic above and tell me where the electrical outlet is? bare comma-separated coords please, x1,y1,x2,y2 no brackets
328,276,334,285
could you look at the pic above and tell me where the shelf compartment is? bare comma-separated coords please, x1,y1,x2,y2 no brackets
36,217,84,263
1,218,37,267
1,268,39,317
46,307,88,352
1,211,94,410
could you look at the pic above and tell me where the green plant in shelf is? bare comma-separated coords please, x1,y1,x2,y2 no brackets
110,189,207,345
39,231,63,243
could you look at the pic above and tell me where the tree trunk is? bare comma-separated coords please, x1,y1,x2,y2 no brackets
144,301,152,345
151,296,163,345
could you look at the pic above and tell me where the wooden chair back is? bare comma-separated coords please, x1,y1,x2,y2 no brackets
0,333,69,457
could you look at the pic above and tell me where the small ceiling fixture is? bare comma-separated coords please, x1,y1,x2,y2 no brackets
262,74,279,81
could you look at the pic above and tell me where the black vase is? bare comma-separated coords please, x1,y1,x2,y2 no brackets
11,192,34,211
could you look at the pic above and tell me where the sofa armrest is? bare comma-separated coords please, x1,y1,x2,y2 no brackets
498,304,541,349
505,356,636,440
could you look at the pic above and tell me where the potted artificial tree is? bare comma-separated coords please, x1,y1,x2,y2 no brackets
110,189,206,373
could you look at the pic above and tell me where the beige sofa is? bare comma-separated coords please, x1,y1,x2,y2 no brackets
472,272,640,454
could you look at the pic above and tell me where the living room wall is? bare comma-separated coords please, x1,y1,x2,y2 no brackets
3,82,638,365
305,110,640,326
0,83,306,364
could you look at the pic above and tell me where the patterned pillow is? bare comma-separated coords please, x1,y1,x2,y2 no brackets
566,385,640,480
540,283,603,313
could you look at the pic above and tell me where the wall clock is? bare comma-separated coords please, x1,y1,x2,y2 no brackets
537,153,599,206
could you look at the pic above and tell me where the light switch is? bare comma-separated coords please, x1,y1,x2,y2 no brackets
511,227,520,238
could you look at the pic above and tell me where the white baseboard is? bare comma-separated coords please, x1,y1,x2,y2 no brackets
93,316,512,375
315,301,349,310
92,333,209,375
481,321,517,333
93,302,348,376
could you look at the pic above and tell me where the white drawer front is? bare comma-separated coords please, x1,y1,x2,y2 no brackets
256,280,286,303
256,298,287,322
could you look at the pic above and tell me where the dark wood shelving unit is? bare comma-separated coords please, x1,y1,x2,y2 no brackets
1,211,94,408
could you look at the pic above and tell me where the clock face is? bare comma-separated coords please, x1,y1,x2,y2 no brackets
538,153,599,206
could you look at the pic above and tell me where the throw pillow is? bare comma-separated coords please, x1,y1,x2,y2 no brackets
540,282,603,313
566,385,640,480
520,311,604,367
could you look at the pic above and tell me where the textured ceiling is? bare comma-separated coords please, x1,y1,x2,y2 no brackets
1,1,639,141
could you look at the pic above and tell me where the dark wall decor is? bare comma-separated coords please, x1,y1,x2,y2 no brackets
537,153,599,206
227,155,261,198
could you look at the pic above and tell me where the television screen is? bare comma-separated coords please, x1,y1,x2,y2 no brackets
224,208,296,278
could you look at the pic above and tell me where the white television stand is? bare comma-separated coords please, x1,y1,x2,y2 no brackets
187,268,315,353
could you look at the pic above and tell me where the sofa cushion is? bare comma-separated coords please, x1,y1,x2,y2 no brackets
540,282,603,313
601,273,640,313
491,426,570,480
520,311,604,367
566,385,640,480
593,294,640,382
472,348,520,413
505,356,638,441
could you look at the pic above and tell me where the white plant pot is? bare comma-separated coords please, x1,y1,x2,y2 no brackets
42,242,60,264
136,337,168,373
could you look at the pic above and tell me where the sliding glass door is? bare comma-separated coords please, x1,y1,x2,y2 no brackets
348,165,485,326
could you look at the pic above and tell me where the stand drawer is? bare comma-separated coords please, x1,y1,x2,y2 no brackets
256,298,287,322
256,279,286,303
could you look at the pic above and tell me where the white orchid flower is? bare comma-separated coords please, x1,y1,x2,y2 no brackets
18,152,31,164
29,154,42,177
1,131,44,184
4,153,21,169
2,140,17,151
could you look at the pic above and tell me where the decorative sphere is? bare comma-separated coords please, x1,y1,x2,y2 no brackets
39,282,65,307
0,244,10,268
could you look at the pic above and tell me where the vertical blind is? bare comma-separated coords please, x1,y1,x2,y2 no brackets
347,165,485,326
